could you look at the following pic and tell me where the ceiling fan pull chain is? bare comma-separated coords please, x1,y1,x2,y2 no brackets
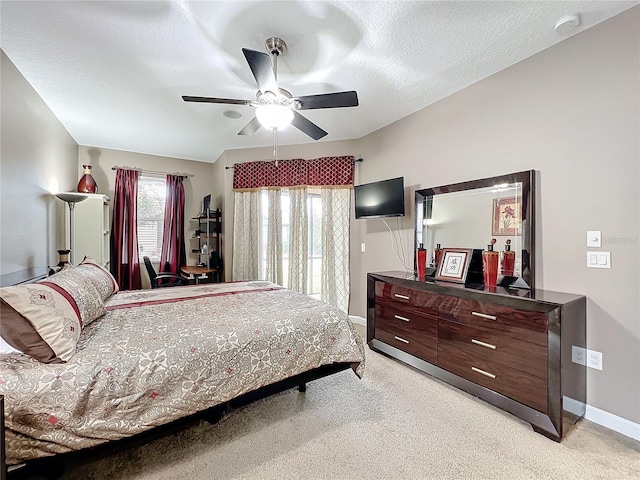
273,128,278,167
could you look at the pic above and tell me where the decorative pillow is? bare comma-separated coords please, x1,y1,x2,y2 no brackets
75,256,119,300
38,266,107,328
0,287,80,362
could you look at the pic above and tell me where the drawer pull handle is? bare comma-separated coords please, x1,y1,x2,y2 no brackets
394,294,410,300
471,311,497,321
394,314,411,322
394,336,410,344
471,339,497,350
471,366,496,379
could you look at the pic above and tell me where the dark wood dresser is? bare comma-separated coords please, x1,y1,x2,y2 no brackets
367,271,587,441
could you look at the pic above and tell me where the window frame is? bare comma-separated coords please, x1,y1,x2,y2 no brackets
136,174,167,262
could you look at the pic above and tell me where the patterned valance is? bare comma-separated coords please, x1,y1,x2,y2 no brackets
232,156,355,191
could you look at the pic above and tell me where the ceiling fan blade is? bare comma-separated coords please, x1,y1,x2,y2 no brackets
238,116,262,136
242,48,278,94
291,112,328,140
182,96,251,105
295,91,359,110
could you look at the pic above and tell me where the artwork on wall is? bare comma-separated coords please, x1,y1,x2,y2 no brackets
492,197,522,236
434,248,473,284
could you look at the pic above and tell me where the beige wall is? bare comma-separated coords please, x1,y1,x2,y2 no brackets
76,146,216,268
0,51,78,273
350,8,639,424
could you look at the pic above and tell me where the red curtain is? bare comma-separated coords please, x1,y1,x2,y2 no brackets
110,169,141,290
160,175,186,276
232,156,354,190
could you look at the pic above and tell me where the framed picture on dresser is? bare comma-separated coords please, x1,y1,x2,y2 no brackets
434,248,473,284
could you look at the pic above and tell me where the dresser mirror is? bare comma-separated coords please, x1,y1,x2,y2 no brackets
415,170,535,289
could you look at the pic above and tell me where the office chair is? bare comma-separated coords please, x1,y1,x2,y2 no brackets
143,256,188,288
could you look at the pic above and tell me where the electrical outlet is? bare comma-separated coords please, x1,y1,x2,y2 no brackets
572,346,586,365
587,349,603,370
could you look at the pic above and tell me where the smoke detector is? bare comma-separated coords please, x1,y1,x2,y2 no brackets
554,14,581,34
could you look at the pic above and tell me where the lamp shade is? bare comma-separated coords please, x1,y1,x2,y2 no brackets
256,105,294,130
56,192,88,204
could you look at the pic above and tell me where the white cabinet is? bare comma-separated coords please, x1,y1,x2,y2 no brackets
65,193,111,266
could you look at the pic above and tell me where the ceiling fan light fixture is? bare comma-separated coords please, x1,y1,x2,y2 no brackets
256,105,294,130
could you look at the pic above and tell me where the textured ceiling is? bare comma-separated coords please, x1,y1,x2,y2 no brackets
1,1,637,163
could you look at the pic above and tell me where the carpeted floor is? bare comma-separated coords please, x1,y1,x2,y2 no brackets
10,325,640,480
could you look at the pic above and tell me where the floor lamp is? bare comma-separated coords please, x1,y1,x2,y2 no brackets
56,192,88,265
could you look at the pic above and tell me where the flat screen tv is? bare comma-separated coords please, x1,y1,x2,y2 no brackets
354,177,405,219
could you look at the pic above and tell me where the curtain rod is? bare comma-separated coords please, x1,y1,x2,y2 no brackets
225,157,363,170
111,166,194,178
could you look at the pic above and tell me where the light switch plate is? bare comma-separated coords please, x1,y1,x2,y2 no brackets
586,230,601,247
586,251,610,268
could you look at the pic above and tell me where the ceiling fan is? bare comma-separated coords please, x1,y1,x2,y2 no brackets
182,37,359,140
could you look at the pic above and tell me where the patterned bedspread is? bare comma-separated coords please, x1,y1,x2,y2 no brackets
0,281,365,464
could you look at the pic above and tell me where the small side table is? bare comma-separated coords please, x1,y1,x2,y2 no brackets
180,266,217,284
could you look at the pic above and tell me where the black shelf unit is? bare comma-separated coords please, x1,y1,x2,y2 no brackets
189,208,222,279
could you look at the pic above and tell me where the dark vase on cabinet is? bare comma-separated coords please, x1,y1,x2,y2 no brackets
77,165,98,193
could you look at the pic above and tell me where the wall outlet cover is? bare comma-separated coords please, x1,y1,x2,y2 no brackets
587,251,610,268
572,345,586,365
587,349,603,370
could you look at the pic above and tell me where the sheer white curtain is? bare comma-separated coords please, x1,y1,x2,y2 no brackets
264,189,283,284
231,156,354,308
321,188,351,312
287,187,308,293
232,190,260,281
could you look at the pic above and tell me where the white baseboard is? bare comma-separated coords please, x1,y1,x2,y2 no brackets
564,396,639,441
584,404,640,442
356,314,640,442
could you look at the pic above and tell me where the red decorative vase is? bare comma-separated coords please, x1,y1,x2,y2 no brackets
482,244,499,287
77,164,98,193
417,243,427,279
434,243,443,269
501,243,515,276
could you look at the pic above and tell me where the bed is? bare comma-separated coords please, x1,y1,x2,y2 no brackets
0,260,365,469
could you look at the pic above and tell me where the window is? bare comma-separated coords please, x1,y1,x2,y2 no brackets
137,175,166,261
259,189,323,297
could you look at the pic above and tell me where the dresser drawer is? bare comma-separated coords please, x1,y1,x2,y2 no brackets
438,296,548,346
438,319,547,379
375,281,438,314
375,304,437,363
438,342,548,413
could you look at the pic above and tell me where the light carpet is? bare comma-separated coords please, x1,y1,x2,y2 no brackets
12,327,640,480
